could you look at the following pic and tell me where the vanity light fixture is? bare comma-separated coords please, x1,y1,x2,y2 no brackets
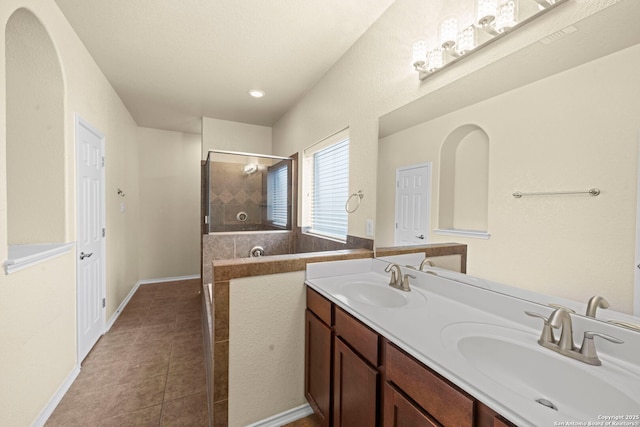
412,0,568,80
248,89,265,98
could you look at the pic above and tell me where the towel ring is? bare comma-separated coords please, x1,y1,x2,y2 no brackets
345,190,364,213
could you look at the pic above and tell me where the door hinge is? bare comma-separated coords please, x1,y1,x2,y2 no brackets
101,157,105,167
102,298,106,308
102,228,106,238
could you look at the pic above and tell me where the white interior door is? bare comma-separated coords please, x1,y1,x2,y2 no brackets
76,115,106,362
394,163,431,246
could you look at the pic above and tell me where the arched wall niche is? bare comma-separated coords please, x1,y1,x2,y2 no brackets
5,8,65,245
438,124,490,238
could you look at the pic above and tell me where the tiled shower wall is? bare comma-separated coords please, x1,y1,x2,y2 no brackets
209,161,264,229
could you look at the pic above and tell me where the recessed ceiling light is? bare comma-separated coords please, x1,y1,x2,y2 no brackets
248,89,265,98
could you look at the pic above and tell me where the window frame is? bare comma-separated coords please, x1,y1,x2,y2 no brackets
302,129,350,242
266,160,291,229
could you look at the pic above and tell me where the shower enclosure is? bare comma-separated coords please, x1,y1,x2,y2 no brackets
203,150,293,233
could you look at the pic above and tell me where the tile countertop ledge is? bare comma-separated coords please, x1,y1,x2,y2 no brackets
305,258,640,427
4,243,75,274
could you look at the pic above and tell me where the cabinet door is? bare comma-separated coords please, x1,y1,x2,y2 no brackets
305,310,332,427
333,337,378,427
383,383,439,427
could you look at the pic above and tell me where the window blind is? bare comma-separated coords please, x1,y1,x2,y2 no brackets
305,137,349,240
267,162,289,227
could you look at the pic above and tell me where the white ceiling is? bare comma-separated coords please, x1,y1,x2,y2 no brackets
54,0,395,134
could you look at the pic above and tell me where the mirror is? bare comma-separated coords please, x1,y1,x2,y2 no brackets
374,2,640,330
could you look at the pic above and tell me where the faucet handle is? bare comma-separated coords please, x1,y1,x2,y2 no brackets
525,311,556,344
402,273,416,291
548,303,576,314
579,331,623,366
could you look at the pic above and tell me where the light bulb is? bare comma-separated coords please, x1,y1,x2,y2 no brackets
427,48,444,72
496,0,517,31
440,17,458,49
412,39,428,66
248,89,265,98
477,0,498,25
456,26,476,55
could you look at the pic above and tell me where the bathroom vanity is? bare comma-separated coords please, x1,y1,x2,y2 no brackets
306,287,511,427
304,258,640,427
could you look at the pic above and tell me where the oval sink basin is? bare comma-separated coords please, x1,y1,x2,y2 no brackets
441,323,640,422
338,280,427,309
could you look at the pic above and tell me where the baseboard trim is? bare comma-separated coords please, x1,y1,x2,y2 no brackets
137,274,201,285
246,404,314,427
105,274,201,331
32,364,81,427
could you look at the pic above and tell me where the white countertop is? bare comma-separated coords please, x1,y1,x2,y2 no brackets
305,258,640,427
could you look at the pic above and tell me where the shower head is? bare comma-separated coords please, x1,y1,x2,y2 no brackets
243,163,258,175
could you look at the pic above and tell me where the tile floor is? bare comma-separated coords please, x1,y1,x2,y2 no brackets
283,413,322,427
45,279,207,426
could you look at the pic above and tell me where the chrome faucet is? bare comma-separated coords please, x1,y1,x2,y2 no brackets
385,263,401,287
548,308,576,351
419,258,434,271
384,263,413,292
585,295,609,318
526,308,623,366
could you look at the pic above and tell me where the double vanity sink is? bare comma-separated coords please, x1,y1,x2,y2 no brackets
305,258,640,426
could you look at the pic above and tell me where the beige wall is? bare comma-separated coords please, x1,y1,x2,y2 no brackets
272,0,626,240
377,43,640,314
271,0,636,312
6,8,65,245
202,116,272,159
0,1,141,425
228,271,306,426
138,127,201,279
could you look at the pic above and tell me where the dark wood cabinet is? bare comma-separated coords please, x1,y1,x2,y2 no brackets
305,310,332,427
383,383,439,427
305,287,334,427
385,341,474,427
333,337,378,427
305,286,517,427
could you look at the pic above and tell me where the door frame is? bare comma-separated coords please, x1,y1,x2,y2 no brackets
394,162,432,246
75,114,106,361
635,131,640,316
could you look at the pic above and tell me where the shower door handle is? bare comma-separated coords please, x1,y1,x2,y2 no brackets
80,252,93,260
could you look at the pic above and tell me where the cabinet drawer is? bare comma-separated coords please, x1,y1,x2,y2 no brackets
334,307,379,366
307,287,333,326
385,342,474,427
